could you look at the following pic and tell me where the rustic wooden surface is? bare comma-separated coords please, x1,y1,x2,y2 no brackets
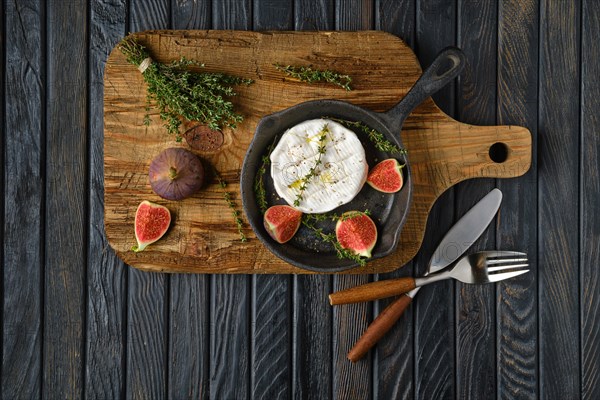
2,0,599,399
104,30,531,274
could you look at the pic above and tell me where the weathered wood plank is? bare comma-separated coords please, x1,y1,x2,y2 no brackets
292,4,334,399
413,1,457,399
538,0,581,397
372,1,415,399
416,0,456,114
250,3,294,400
454,1,498,399
581,2,600,399
166,3,211,399
43,0,88,398
126,2,170,399
331,3,373,399
2,1,43,398
85,1,128,397
208,3,251,399
294,0,334,30
496,0,539,398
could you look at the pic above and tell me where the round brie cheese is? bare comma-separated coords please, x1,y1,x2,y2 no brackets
270,119,368,213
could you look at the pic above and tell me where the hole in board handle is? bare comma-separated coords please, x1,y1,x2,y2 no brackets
489,142,509,163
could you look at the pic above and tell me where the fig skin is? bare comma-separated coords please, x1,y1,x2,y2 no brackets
149,148,204,200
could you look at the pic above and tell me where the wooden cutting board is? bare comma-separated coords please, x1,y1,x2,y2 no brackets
104,30,531,274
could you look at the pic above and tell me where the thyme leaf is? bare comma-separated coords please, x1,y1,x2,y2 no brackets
118,36,253,141
274,64,352,91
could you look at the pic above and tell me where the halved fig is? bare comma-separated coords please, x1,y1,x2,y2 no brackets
335,212,377,258
132,200,171,252
366,158,405,193
263,205,303,244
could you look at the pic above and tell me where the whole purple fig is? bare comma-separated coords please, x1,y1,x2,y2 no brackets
149,148,204,200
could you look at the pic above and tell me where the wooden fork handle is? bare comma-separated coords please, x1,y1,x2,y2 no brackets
347,294,413,362
328,277,416,305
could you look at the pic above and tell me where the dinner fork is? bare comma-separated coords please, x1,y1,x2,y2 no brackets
329,251,529,305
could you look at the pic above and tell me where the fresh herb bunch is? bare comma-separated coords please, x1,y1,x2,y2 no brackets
327,117,407,154
118,36,253,141
291,124,330,207
274,64,352,91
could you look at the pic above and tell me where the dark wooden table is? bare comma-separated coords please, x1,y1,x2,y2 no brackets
2,1,599,399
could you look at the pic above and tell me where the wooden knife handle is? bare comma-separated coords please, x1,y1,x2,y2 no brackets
347,294,413,363
328,277,416,305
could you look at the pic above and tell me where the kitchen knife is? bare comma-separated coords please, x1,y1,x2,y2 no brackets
343,188,503,362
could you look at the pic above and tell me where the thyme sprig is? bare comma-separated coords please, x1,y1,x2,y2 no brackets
274,64,352,91
254,135,279,214
327,117,406,155
118,36,253,141
291,124,330,207
217,175,247,242
301,212,371,266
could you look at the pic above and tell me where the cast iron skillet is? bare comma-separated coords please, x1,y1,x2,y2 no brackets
241,47,466,272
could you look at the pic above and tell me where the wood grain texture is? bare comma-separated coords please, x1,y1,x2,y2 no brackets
251,4,294,400
125,2,169,399
168,275,209,399
412,2,457,399
166,3,211,399
294,0,334,30
2,1,43,398
539,0,581,397
292,275,333,399
208,5,251,400
43,1,88,397
85,1,128,398
581,2,600,398
496,0,539,397
209,276,250,400
455,0,498,398
103,30,532,274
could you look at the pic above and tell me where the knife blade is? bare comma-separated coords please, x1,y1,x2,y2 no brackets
346,188,502,362
406,187,503,298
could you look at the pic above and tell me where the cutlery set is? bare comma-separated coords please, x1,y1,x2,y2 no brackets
328,188,530,362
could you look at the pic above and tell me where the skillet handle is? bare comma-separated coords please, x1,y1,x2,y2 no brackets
385,47,466,127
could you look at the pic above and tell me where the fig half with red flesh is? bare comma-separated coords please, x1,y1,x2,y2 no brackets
149,148,204,200
335,212,378,258
263,205,303,244
132,200,171,252
366,158,405,193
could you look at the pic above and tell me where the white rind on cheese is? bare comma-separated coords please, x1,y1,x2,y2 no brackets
270,119,368,213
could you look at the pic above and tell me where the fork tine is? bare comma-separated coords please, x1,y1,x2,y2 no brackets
488,262,529,272
486,257,528,265
487,269,530,282
483,251,527,258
